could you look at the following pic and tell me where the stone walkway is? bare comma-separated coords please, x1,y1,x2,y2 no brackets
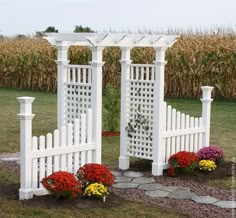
112,171,236,209
1,153,235,209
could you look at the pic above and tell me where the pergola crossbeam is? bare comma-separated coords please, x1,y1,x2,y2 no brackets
45,33,179,48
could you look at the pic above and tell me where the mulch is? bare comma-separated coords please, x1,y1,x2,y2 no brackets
102,131,120,137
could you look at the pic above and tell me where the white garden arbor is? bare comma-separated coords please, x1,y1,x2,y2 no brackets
17,33,213,199
44,33,213,176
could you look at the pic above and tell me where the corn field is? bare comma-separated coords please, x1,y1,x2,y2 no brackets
0,35,236,98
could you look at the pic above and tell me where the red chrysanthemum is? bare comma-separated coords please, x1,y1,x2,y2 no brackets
168,151,199,176
76,163,115,188
41,171,81,199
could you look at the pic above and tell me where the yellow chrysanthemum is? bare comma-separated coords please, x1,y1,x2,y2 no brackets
199,160,217,172
84,183,108,199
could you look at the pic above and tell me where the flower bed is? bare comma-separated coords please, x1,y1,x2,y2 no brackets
167,146,225,177
41,163,115,202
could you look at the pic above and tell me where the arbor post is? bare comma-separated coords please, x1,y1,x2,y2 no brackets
119,47,132,170
55,42,69,129
152,47,167,176
91,46,104,163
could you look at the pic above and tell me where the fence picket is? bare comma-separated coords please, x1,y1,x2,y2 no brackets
141,67,144,80
87,151,92,163
74,119,80,174
185,115,190,151
46,133,52,176
180,113,185,151
189,117,194,151
53,130,59,172
32,137,38,189
78,68,81,83
83,68,87,83
81,114,86,143
88,68,92,83
130,65,133,80
199,118,203,150
166,105,171,161
176,112,181,152
81,114,86,166
171,108,176,155
72,67,76,83
87,109,93,163
194,118,199,152
60,126,66,171
146,67,149,81
39,136,45,188
67,123,73,172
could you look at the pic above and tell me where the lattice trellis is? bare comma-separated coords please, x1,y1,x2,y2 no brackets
126,64,155,159
64,65,92,125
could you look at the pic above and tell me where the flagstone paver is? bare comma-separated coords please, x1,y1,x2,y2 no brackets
115,176,132,183
123,171,144,178
132,177,155,184
213,200,236,209
161,186,190,192
138,183,164,191
192,196,218,204
111,171,122,177
113,182,139,189
168,188,196,200
145,190,170,198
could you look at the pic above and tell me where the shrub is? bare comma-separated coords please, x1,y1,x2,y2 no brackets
83,183,108,200
197,146,224,164
199,160,217,172
76,163,115,188
168,151,199,176
103,83,120,132
41,171,81,199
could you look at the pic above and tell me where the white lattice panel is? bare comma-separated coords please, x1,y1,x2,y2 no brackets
126,64,155,159
64,65,92,124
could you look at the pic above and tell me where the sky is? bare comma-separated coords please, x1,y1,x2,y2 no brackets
0,0,235,36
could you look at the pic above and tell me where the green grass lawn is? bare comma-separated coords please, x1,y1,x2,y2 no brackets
0,88,235,217
0,200,184,218
0,88,235,160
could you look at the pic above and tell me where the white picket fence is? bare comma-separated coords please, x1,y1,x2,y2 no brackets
162,103,205,164
17,97,95,200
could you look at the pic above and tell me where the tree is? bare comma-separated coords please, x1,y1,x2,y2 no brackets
35,26,58,37
74,25,94,33
44,26,58,33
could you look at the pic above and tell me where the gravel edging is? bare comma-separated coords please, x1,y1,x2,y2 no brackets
112,188,234,218
155,176,232,201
